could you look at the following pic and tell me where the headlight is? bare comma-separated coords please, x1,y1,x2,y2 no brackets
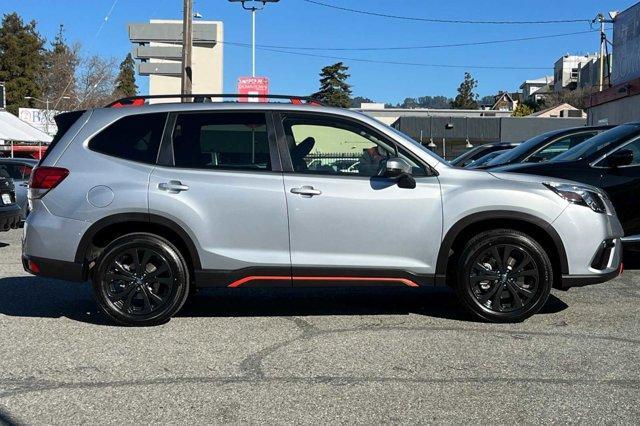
543,182,607,214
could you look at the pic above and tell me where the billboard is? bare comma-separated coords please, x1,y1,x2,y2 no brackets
612,3,640,85
237,77,269,102
18,108,59,136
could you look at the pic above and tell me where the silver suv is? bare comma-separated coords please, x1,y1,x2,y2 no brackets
22,96,624,325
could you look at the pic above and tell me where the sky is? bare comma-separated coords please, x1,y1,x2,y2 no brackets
0,0,636,104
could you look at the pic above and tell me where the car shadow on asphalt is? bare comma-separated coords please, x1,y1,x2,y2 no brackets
0,276,568,326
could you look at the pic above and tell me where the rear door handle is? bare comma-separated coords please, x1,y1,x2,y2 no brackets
158,180,190,194
290,185,322,197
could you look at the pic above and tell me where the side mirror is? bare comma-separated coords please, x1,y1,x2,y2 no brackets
381,157,416,189
606,149,634,168
382,157,412,178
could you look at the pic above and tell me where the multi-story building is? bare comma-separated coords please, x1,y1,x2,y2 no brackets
554,54,598,92
520,76,554,103
129,19,224,98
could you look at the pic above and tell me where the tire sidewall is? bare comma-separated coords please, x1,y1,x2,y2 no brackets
456,231,553,323
92,233,190,326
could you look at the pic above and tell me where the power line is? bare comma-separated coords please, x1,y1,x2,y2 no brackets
235,45,553,71
303,0,592,25
221,30,598,52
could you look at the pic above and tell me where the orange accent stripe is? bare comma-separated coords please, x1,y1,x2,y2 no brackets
227,275,420,288
227,275,290,288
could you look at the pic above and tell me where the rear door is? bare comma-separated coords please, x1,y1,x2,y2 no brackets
276,112,443,287
148,111,291,287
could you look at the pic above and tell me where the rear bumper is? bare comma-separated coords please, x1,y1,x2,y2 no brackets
22,255,86,282
0,204,21,231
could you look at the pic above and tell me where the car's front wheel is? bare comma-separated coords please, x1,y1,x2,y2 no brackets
454,229,553,322
92,233,190,326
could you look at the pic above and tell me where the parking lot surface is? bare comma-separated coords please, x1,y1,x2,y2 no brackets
0,228,639,424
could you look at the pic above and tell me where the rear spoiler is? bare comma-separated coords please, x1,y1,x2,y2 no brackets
38,110,87,163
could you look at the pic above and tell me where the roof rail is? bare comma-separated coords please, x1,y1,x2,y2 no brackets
106,94,325,108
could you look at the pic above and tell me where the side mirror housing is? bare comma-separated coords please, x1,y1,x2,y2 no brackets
606,149,634,168
382,157,412,178
380,157,416,189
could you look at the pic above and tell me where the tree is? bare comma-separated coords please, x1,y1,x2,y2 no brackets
451,72,479,109
76,55,118,109
39,24,80,112
350,96,374,108
512,103,533,117
0,12,45,114
312,62,352,108
113,53,137,99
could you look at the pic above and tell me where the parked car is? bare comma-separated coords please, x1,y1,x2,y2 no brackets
0,158,38,220
450,142,519,168
23,96,623,326
465,149,509,169
490,122,640,249
0,177,21,232
480,125,614,169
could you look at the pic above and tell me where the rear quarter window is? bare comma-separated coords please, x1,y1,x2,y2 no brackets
89,113,167,164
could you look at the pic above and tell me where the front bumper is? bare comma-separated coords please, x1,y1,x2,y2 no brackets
0,204,21,231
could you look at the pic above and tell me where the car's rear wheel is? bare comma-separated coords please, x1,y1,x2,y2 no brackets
92,233,190,326
454,229,553,322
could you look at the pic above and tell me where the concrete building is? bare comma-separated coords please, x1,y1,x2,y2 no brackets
554,54,598,92
587,2,640,125
129,20,223,97
578,55,612,89
520,76,554,103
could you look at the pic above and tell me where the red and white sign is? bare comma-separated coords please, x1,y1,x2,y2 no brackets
237,77,269,103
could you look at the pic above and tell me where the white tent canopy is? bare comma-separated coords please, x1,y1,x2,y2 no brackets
0,110,53,143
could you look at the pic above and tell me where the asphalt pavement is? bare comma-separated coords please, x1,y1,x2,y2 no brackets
0,228,638,424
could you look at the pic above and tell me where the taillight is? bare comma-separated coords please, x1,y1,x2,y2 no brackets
28,166,69,199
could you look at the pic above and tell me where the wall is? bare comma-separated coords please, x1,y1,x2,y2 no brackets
587,94,640,125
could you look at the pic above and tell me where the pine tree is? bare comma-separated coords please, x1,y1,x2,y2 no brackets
512,103,533,117
113,53,138,98
0,13,45,114
312,62,352,108
451,72,479,109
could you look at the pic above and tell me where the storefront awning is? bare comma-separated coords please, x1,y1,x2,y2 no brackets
0,110,53,143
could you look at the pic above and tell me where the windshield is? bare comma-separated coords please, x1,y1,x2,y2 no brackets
484,130,563,166
387,126,447,163
552,124,640,162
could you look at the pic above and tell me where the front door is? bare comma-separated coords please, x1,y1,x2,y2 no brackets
597,137,640,237
149,111,291,287
278,113,443,287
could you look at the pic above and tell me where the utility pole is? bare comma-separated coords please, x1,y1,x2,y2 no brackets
595,12,618,92
597,13,606,92
181,0,193,97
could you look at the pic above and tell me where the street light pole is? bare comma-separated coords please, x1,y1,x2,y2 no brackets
229,0,280,77
181,0,193,96
252,8,256,77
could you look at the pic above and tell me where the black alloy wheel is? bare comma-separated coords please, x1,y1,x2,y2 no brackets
469,244,539,313
455,229,553,323
92,233,190,326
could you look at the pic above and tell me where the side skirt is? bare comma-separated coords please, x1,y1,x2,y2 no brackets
194,267,436,288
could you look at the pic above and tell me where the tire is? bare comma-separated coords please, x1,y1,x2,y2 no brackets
92,233,191,326
454,229,553,323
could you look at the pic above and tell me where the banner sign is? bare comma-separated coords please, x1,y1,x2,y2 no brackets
18,108,59,136
612,3,640,85
237,77,269,103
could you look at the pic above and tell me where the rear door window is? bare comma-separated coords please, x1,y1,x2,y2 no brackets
171,112,271,171
89,113,168,164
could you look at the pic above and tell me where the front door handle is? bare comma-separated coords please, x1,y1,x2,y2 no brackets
158,180,190,194
290,185,322,197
